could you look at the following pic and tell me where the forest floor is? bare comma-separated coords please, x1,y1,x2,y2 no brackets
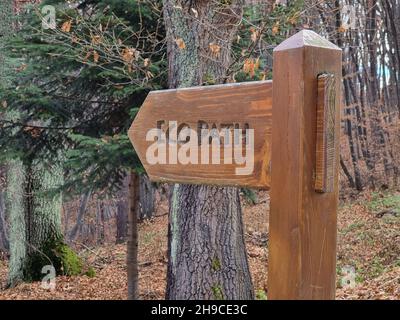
0,190,399,300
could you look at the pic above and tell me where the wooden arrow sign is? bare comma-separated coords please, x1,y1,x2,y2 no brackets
128,81,272,189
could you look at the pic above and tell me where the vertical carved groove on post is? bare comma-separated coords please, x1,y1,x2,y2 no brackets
315,73,337,193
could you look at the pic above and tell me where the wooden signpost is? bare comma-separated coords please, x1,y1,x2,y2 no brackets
128,30,342,300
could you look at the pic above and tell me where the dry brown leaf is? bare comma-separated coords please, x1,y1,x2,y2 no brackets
250,28,260,43
93,51,100,63
255,57,260,71
272,22,279,35
23,126,43,138
288,12,299,25
83,51,92,63
209,43,221,57
121,48,139,63
243,58,256,77
61,20,72,33
175,38,186,50
91,35,101,45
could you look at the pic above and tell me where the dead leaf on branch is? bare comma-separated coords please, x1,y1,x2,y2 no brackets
243,58,260,78
175,38,186,50
23,126,43,138
121,48,140,63
272,22,280,35
250,27,260,43
287,12,300,25
121,48,140,73
83,51,92,63
93,51,100,63
91,35,102,45
61,20,72,33
209,43,221,57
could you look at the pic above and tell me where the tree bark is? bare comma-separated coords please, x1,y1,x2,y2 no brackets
69,190,91,241
127,171,139,300
116,174,129,244
163,0,254,300
138,174,155,220
7,160,81,286
6,160,26,286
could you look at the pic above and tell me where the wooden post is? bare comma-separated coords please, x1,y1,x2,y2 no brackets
268,30,342,300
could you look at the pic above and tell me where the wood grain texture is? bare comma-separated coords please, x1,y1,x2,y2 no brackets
268,30,342,300
315,73,337,193
128,81,272,189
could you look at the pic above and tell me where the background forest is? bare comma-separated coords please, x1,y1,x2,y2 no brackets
0,0,399,300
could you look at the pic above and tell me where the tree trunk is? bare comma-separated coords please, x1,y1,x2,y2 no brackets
127,171,139,300
138,174,155,220
69,190,91,241
116,174,129,244
0,189,9,253
163,0,254,300
5,161,26,286
7,161,82,286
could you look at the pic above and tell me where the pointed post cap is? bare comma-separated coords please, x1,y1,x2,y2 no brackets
274,29,341,52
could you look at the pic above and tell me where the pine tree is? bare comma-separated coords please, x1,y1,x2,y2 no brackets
0,0,165,289
0,0,166,193
1,0,82,287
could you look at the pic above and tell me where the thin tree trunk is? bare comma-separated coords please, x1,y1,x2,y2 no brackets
69,190,91,241
127,171,139,300
138,174,155,220
163,0,254,300
116,174,129,244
